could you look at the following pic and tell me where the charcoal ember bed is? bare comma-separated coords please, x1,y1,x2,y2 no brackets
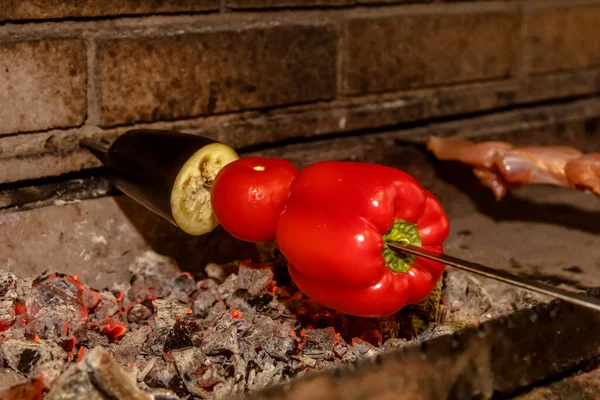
0,248,545,400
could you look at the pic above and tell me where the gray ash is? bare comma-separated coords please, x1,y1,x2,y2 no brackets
0,251,546,399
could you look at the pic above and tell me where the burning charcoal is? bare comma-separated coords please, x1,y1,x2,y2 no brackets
333,333,350,358
213,381,236,399
205,263,237,282
169,273,196,304
231,314,253,334
244,316,293,349
173,348,229,395
197,279,219,291
218,274,239,299
341,349,357,363
193,290,218,317
290,354,316,368
25,283,87,339
424,324,457,341
128,275,170,302
142,359,168,387
46,348,137,400
244,359,262,386
46,367,107,400
125,363,141,387
301,328,336,360
163,320,202,353
443,271,493,321
2,339,62,376
80,287,102,310
127,252,181,301
247,293,275,314
172,348,205,377
0,367,26,390
129,251,181,278
93,292,119,321
143,359,185,396
512,290,546,308
226,293,256,321
85,347,149,400
230,353,247,382
0,376,44,400
153,299,191,332
0,270,17,300
202,325,239,356
315,359,342,371
128,303,153,324
235,336,256,364
36,274,78,297
148,388,180,400
90,316,127,343
382,337,409,352
0,300,15,330
81,329,110,348
261,337,297,362
31,360,65,390
166,374,192,398
237,265,274,296
138,357,157,383
39,275,100,310
202,301,227,328
352,338,381,358
247,353,284,393
112,325,152,365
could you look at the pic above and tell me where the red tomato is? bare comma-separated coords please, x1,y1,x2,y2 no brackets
211,157,298,242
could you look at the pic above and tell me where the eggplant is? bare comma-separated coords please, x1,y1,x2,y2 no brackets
83,129,239,235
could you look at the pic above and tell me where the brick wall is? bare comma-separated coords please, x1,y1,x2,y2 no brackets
1,0,600,184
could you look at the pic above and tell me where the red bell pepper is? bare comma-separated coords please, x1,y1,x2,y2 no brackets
275,161,450,317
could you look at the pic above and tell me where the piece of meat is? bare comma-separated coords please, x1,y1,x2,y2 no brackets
472,167,509,200
494,147,583,187
427,136,513,168
565,153,600,196
427,136,598,199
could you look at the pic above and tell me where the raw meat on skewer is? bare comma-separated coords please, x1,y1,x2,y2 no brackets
427,136,599,199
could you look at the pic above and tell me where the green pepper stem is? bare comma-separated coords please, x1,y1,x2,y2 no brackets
382,221,421,273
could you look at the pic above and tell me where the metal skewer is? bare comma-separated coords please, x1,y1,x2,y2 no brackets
387,242,600,313
87,132,598,312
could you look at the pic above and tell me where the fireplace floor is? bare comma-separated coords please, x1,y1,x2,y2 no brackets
2,132,600,399
0,247,548,400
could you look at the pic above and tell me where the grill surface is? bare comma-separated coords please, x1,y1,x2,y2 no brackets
2,110,600,399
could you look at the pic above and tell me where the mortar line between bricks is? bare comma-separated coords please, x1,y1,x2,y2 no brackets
516,0,600,12
1,94,600,208
187,0,600,14
235,94,600,154
85,39,100,126
0,10,221,27
16,93,600,159
0,1,535,42
2,0,600,40
0,0,597,28
0,0,541,29
94,76,519,132
2,61,600,145
2,66,600,147
529,64,600,78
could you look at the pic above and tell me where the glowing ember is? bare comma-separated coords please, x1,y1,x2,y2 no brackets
90,316,127,342
0,251,545,399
